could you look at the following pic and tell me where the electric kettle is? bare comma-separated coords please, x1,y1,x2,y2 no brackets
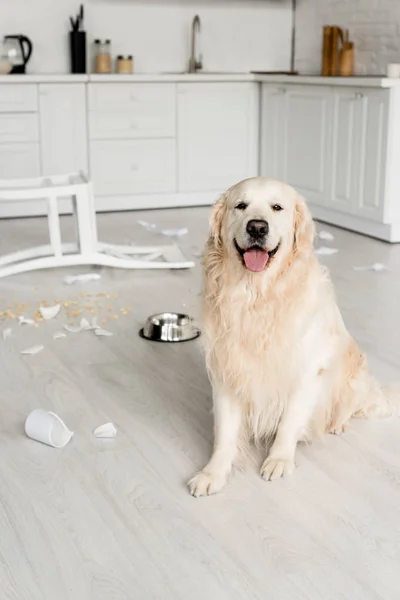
2,35,33,74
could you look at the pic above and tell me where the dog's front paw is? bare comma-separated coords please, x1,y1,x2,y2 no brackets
260,457,295,481
188,470,228,497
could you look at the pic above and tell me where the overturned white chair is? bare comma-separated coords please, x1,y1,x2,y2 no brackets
0,172,195,279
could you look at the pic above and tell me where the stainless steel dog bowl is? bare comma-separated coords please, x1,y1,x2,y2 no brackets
140,312,200,343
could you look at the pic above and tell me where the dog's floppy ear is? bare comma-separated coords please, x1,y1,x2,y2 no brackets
293,193,315,255
209,194,227,249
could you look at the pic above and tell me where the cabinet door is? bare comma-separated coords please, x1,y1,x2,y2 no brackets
177,83,258,193
90,139,176,196
356,89,388,221
330,88,365,214
260,84,285,180
39,83,88,176
0,143,40,179
280,86,333,206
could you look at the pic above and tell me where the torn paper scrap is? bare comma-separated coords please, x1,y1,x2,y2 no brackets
53,331,66,340
317,230,335,241
137,219,157,231
20,345,44,355
2,328,12,340
161,227,188,237
25,409,73,448
315,246,339,256
39,304,61,320
93,422,117,439
19,316,35,326
64,273,101,285
94,328,113,337
353,263,387,272
64,324,82,333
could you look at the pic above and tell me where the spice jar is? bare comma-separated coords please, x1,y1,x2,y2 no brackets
94,39,111,74
116,55,134,74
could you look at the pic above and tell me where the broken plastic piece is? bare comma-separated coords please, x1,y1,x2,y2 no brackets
53,331,66,340
39,304,61,320
137,220,156,231
353,263,387,272
317,230,335,241
18,316,35,326
64,324,82,333
94,328,113,337
161,227,188,237
80,317,91,330
315,247,339,256
93,422,117,439
2,328,12,340
25,409,73,448
20,345,44,355
64,273,101,285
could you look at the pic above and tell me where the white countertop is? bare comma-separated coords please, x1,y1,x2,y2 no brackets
0,74,88,83
0,73,399,87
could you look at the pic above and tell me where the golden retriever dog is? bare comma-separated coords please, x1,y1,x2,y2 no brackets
188,177,399,497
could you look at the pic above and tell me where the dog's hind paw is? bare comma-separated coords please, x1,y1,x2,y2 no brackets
260,457,295,481
188,470,227,497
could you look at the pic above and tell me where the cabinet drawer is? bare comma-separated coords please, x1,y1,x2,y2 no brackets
0,85,38,112
0,114,39,143
90,139,176,195
0,143,40,179
89,109,175,139
89,83,175,111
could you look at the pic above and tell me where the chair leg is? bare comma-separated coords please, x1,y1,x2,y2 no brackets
0,243,78,268
47,194,62,258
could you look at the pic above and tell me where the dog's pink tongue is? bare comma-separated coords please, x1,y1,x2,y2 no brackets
243,249,269,272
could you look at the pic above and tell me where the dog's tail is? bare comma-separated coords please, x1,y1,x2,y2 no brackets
355,383,400,418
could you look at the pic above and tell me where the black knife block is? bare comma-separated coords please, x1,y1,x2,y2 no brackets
69,31,86,74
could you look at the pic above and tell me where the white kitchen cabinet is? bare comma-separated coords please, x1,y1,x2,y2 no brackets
261,84,332,207
330,88,388,222
89,83,175,139
330,88,365,214
177,83,258,193
90,139,176,195
0,143,40,180
355,89,388,221
39,83,88,177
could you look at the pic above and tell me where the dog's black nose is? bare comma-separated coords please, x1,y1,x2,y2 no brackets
246,219,269,239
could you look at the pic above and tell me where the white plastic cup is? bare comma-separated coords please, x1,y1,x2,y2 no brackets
25,409,74,448
387,63,400,78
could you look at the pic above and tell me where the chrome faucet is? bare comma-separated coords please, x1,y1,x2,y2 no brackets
188,15,203,73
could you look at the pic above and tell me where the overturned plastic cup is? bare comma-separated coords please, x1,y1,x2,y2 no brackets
25,409,74,448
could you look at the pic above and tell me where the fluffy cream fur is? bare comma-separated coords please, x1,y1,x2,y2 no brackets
188,177,400,497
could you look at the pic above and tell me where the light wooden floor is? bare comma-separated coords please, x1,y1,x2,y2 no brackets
1,208,400,600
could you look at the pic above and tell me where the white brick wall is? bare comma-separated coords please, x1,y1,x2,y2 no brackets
295,0,400,75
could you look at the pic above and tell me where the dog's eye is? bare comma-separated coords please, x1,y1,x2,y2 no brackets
235,202,248,211
272,204,283,212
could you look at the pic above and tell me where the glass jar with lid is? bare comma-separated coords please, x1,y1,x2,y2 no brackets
94,39,111,74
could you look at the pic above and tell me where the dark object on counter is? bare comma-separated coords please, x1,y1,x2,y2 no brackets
70,4,84,32
3,35,33,74
251,71,298,75
69,31,86,73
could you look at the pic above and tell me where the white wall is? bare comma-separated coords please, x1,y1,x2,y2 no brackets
295,0,400,75
0,0,292,74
